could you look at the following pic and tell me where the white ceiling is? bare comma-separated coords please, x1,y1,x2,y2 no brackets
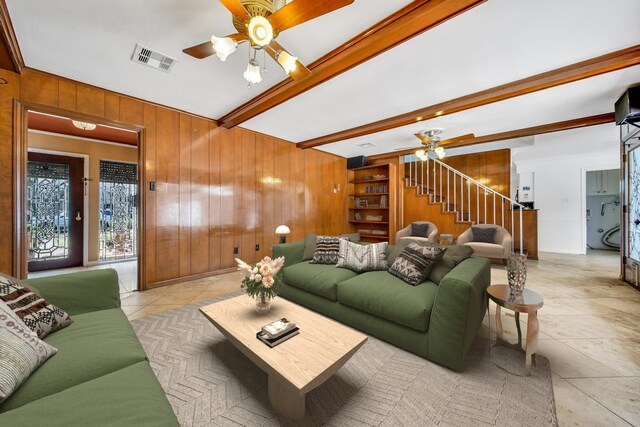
6,0,411,118
6,0,640,158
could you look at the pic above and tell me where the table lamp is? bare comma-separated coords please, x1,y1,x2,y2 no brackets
275,225,290,244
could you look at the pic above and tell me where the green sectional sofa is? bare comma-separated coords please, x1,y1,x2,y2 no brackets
0,269,179,427
273,241,491,371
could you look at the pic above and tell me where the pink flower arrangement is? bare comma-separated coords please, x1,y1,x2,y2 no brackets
236,256,285,299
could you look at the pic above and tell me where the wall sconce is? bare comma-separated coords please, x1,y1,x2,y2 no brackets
275,224,290,244
332,184,341,193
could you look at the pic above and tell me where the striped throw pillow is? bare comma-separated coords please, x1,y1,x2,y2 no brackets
336,240,388,273
388,243,446,285
0,299,57,403
0,275,72,339
310,236,348,265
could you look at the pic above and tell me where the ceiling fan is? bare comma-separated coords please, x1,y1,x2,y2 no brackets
394,129,475,160
183,0,354,84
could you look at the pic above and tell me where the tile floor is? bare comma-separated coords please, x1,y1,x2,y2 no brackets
29,259,138,294
109,251,638,425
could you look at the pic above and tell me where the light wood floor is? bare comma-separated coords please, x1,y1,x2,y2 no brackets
123,250,640,426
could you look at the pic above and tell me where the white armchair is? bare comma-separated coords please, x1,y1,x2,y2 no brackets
457,224,512,261
395,221,439,244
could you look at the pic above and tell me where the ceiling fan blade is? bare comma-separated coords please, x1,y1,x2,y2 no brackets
220,0,250,21
414,132,431,145
268,0,354,32
183,33,247,59
183,41,215,59
266,41,311,80
439,133,476,146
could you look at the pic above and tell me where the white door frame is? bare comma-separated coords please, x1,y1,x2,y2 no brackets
581,165,619,254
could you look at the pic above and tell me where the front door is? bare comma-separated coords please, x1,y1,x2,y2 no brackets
27,152,84,272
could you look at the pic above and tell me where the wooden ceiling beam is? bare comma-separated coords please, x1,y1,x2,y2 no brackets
217,0,486,128
367,113,615,161
0,0,24,73
299,45,640,149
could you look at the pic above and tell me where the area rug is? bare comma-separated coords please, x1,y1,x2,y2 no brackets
130,293,557,426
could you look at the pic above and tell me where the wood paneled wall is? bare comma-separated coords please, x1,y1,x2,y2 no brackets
0,68,347,288
441,149,511,195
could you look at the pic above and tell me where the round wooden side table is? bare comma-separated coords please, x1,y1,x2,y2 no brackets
486,284,544,376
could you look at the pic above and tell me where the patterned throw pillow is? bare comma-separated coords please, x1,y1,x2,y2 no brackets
0,275,72,339
336,240,388,273
310,236,348,265
0,299,57,403
388,243,446,286
471,226,497,243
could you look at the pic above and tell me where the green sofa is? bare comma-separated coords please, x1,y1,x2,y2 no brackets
273,241,491,371
0,269,179,427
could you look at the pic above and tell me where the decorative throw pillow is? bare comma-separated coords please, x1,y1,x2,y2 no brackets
471,227,496,243
0,299,57,403
336,240,388,273
0,275,72,339
303,233,360,260
310,236,349,265
410,223,430,237
388,243,446,286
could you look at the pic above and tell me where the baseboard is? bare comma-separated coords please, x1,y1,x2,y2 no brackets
144,267,239,290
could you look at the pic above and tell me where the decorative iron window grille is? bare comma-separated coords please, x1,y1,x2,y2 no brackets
99,160,138,261
27,161,70,261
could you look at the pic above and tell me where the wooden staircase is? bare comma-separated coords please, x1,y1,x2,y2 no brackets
401,156,525,246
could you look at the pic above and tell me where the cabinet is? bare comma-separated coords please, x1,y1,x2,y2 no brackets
586,169,619,196
347,163,397,243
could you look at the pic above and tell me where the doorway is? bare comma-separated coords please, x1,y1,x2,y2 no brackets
15,106,144,293
585,169,621,253
27,152,84,271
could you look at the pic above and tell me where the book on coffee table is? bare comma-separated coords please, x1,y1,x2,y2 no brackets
257,327,300,348
261,317,297,339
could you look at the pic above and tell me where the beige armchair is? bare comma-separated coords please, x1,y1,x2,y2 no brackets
457,224,512,261
395,221,439,244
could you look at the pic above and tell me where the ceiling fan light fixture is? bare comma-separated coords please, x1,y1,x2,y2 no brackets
211,35,237,61
72,120,97,131
434,146,446,159
243,58,262,84
416,149,429,161
248,16,273,47
276,50,297,74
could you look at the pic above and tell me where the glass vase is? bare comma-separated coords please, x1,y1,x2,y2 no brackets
507,252,527,297
255,291,271,314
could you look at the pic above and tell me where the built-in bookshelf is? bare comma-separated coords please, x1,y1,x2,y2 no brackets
347,163,396,243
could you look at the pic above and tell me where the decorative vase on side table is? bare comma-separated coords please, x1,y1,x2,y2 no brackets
507,252,527,297
236,256,285,314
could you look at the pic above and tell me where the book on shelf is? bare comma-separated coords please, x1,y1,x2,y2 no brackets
256,327,300,348
358,229,372,235
380,195,388,208
365,214,383,221
371,230,387,236
364,185,388,194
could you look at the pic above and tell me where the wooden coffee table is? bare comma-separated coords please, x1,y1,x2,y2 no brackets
199,296,367,420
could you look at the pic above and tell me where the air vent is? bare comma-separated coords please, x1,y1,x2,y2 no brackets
131,43,177,73
357,142,377,148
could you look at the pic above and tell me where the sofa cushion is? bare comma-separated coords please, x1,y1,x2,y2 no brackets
0,308,147,412
310,236,345,264
337,271,439,332
0,362,180,427
303,233,360,260
336,240,388,273
0,275,72,339
463,242,506,258
429,244,475,284
0,300,57,404
283,261,358,301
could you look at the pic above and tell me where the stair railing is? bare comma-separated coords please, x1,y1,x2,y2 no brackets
405,155,524,254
